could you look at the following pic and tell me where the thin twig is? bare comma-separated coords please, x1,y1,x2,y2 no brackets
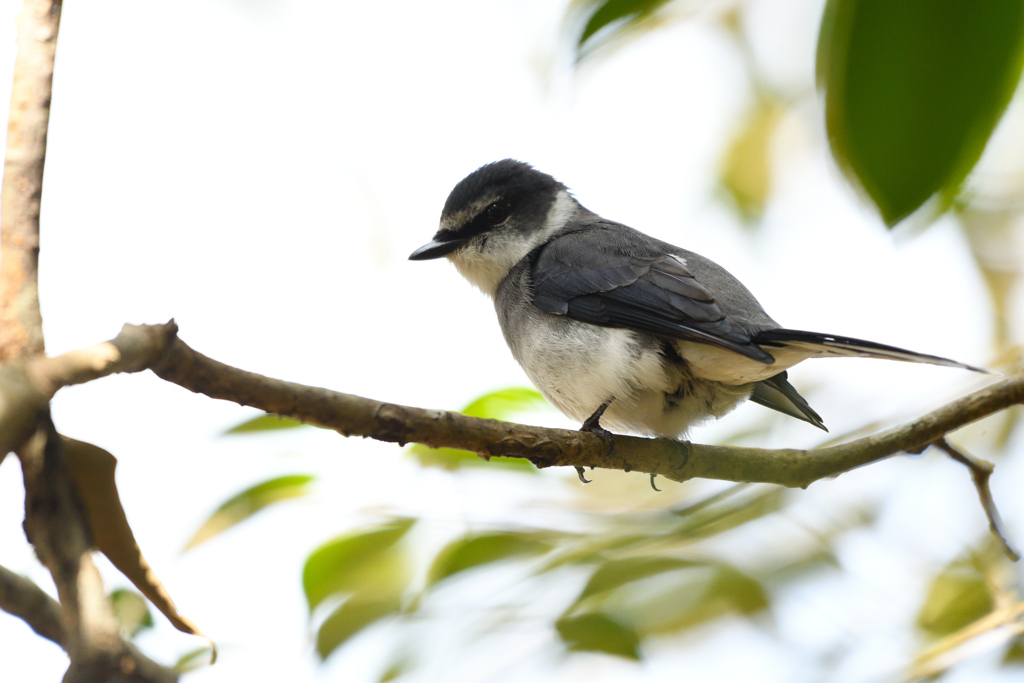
0,563,64,646
933,438,1019,561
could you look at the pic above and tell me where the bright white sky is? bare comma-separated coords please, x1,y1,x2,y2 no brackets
1,0,1021,681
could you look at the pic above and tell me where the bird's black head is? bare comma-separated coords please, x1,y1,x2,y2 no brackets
409,159,570,263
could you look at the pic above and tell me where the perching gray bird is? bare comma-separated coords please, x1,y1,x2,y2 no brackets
410,159,982,441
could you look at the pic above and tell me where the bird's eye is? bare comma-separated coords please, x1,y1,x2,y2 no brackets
485,202,510,225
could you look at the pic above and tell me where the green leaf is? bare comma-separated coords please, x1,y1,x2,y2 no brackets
303,519,415,611
184,474,315,550
577,557,696,603
672,486,785,540
173,646,215,673
916,560,994,637
406,443,536,473
757,546,840,586
316,594,402,660
109,588,153,638
223,413,309,435
406,387,546,472
573,0,672,56
378,654,413,682
818,0,1024,225
719,97,783,221
618,564,769,635
556,612,641,659
1003,637,1024,666
427,532,554,585
460,387,549,420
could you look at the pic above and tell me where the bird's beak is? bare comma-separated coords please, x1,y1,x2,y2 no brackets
408,237,467,261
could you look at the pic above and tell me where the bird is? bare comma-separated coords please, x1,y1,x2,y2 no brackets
410,159,983,451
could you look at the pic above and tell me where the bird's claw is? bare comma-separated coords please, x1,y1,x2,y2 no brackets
575,400,615,484
581,400,611,433
581,400,616,455
650,473,661,492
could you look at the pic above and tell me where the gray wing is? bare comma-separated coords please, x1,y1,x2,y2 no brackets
530,224,777,363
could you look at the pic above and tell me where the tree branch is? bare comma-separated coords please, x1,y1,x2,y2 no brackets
148,329,1024,489
3,321,1020,493
0,563,64,646
0,563,178,681
0,0,59,362
18,416,178,682
1,321,1019,563
0,321,178,458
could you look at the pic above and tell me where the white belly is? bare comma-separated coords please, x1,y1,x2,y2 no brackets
502,309,753,438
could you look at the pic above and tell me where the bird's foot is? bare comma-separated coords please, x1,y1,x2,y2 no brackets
575,400,615,485
581,399,612,434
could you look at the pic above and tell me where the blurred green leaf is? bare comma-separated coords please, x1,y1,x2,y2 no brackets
223,413,309,435
960,206,1021,358
406,444,536,473
917,558,995,637
707,565,770,615
316,594,402,660
672,485,785,540
109,588,153,638
570,556,769,637
670,483,749,517
535,533,650,573
407,387,547,472
540,488,784,575
757,547,840,586
173,646,215,673
1003,637,1024,666
617,564,769,635
303,519,415,611
185,474,315,550
460,387,549,420
378,654,413,682
719,97,783,221
817,0,1024,224
407,444,482,470
572,0,672,56
577,556,696,603
555,612,641,659
427,531,555,585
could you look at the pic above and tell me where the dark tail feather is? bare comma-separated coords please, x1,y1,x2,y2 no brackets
753,329,989,373
750,372,827,431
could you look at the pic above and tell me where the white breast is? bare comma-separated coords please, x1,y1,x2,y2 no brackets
502,306,752,438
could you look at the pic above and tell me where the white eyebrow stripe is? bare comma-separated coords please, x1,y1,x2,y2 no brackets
439,196,499,234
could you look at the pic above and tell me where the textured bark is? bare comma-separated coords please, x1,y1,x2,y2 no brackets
0,0,60,361
1,321,1019,492
147,329,1023,488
